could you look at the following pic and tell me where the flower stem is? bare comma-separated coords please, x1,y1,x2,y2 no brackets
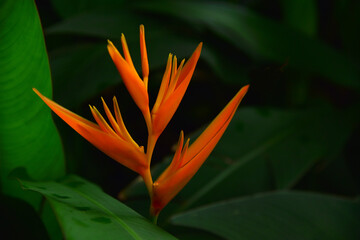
152,214,159,225
142,168,153,196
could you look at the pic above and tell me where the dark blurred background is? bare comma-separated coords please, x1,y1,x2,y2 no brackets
34,0,359,204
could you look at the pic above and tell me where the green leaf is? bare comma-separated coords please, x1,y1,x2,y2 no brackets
18,175,176,240
136,1,360,89
50,43,119,108
179,106,352,208
46,8,247,101
49,0,127,18
281,0,317,36
334,0,360,62
123,106,353,212
0,0,65,204
171,191,360,240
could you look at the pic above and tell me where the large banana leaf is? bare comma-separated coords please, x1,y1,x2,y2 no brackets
0,0,65,205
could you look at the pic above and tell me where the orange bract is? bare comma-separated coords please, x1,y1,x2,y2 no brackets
33,25,249,219
151,85,249,216
33,89,147,175
151,43,202,138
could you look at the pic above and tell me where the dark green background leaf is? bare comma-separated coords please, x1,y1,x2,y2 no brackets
137,1,360,89
123,106,354,214
281,0,317,36
172,191,360,240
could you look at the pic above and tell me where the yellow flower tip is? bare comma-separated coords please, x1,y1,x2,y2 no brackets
243,84,250,93
33,88,49,101
107,40,117,53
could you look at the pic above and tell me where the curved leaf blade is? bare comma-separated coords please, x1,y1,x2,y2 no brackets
172,191,360,240
0,0,65,203
137,1,360,89
19,175,176,240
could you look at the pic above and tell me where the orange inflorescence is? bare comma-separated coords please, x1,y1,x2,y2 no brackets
33,25,249,219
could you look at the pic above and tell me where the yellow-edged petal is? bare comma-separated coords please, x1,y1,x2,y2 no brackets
151,43,202,137
112,96,139,148
120,34,135,69
152,54,172,113
155,131,185,184
33,88,147,174
151,85,249,215
107,40,149,113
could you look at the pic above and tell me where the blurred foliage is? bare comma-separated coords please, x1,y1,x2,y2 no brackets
1,0,359,239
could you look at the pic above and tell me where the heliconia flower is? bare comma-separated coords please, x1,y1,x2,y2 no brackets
151,43,202,138
150,85,249,216
33,24,249,222
32,89,148,176
107,25,149,115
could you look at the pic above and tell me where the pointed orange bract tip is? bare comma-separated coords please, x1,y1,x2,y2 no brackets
107,40,149,113
33,88,148,175
151,85,249,215
140,24,149,80
151,43,203,137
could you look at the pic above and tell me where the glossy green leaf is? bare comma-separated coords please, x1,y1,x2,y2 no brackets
136,1,360,89
172,191,360,240
18,175,176,240
0,0,65,204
